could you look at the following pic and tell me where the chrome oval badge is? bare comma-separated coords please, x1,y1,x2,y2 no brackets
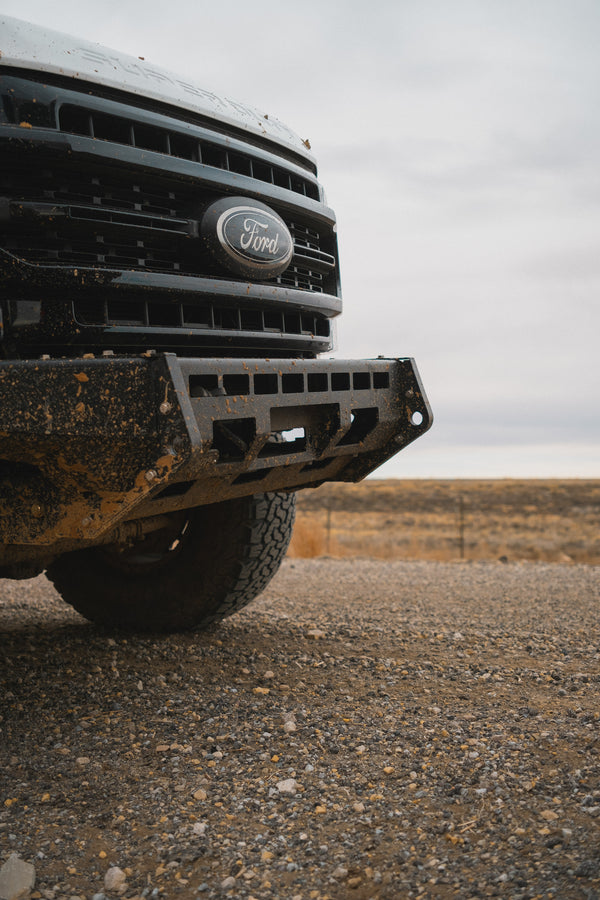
201,197,293,278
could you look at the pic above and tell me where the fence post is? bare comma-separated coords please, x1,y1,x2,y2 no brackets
458,495,465,560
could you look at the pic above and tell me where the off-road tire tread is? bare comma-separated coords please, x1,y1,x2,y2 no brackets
46,491,295,632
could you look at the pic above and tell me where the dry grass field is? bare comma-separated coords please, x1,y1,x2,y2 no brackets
288,479,600,564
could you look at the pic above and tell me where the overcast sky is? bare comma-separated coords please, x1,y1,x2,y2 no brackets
2,0,599,478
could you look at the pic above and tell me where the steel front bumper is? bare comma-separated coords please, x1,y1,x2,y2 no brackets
0,354,432,547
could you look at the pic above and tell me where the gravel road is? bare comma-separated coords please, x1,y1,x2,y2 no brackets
1,559,599,900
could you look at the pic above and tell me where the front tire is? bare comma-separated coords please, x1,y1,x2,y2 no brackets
46,491,295,632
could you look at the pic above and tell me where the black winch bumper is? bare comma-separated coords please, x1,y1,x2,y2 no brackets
0,354,432,548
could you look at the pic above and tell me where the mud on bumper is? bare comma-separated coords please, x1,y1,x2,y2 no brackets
0,354,432,548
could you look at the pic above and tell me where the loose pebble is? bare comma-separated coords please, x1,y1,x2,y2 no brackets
275,778,298,795
103,867,126,893
0,853,36,900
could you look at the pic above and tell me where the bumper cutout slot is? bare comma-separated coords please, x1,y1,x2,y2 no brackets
213,418,256,461
337,408,378,446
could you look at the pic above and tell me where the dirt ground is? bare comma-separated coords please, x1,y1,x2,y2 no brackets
289,480,600,564
1,554,599,900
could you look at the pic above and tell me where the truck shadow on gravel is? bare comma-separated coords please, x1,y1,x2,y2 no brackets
0,609,317,711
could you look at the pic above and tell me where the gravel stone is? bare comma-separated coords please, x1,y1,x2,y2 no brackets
275,778,298,795
103,867,126,893
0,854,35,900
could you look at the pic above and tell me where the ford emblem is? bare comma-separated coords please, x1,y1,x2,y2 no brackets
201,196,293,279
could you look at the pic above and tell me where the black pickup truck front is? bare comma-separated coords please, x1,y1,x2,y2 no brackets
0,18,431,629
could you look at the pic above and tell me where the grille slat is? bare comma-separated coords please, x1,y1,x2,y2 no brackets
2,160,336,294
58,103,320,201
73,296,330,341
